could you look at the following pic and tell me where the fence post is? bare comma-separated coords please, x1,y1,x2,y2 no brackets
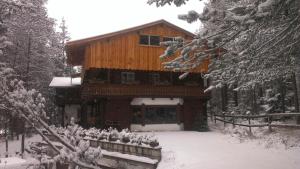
223,113,226,127
248,116,252,134
232,116,235,128
268,116,272,132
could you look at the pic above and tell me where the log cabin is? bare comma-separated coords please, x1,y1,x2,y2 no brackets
50,20,210,131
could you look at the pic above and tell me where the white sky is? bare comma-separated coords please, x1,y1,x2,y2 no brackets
46,0,206,40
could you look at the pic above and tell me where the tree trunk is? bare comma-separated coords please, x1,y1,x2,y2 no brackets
252,87,258,114
295,56,300,124
221,84,228,112
25,35,31,87
5,118,8,157
292,73,299,112
280,80,286,113
233,83,238,107
12,43,18,69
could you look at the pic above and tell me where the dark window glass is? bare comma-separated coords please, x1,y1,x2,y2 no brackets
150,36,160,46
139,35,149,45
149,73,160,84
144,107,177,124
162,37,174,42
121,72,135,84
132,107,142,123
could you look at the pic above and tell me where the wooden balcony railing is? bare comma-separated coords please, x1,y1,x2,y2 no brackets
81,83,208,98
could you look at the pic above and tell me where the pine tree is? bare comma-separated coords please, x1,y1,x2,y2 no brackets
149,0,300,118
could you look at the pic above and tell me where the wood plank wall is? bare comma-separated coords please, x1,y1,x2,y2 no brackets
83,24,209,73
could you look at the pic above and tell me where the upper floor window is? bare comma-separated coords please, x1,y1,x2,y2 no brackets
139,35,160,46
162,37,175,42
162,37,184,47
121,72,135,84
149,73,160,84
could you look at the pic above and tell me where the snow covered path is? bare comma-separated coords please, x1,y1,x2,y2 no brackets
155,131,300,169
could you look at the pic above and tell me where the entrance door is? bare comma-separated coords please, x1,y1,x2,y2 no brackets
86,99,105,128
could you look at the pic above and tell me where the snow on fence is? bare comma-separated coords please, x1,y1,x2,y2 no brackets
212,113,300,133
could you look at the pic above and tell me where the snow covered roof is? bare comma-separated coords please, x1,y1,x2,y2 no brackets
130,98,183,106
49,77,81,88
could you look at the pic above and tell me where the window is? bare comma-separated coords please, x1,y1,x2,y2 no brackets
163,37,184,47
121,72,135,84
139,35,149,45
132,107,142,124
150,36,160,46
144,107,177,124
139,35,160,46
162,37,174,42
149,73,160,84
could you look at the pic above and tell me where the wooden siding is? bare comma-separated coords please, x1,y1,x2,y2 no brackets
83,24,209,73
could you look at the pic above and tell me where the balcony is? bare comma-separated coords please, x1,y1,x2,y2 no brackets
81,83,208,99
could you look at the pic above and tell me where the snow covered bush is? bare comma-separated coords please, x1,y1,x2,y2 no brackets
48,126,160,147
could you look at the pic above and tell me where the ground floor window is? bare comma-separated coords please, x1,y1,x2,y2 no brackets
132,106,177,124
145,107,177,124
132,107,143,124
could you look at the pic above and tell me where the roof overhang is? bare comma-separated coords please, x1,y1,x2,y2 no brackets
49,77,81,88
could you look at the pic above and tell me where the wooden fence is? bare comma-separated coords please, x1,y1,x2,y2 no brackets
210,113,300,133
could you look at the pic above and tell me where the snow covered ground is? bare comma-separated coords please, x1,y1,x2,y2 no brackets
0,135,42,157
1,126,300,169
0,135,41,168
154,128,300,169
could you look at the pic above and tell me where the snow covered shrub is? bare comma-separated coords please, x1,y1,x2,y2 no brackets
85,127,99,139
50,125,160,148
108,127,119,141
54,124,102,167
141,133,159,147
261,89,281,114
98,129,108,140
119,129,130,143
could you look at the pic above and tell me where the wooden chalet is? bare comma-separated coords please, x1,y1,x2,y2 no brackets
50,20,210,131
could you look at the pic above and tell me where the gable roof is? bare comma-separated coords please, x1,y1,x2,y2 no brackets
66,19,195,47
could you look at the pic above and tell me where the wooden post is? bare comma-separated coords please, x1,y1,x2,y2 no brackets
176,104,181,124
81,102,88,128
268,116,272,132
61,105,65,127
141,104,145,126
21,131,25,157
248,116,252,133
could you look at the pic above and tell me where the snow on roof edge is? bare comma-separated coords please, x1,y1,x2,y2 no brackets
49,77,81,88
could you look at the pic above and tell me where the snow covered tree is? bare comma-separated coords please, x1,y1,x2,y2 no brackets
149,0,300,118
0,0,71,126
0,64,102,168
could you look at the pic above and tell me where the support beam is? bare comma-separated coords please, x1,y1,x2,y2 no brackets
176,104,181,124
141,104,145,126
